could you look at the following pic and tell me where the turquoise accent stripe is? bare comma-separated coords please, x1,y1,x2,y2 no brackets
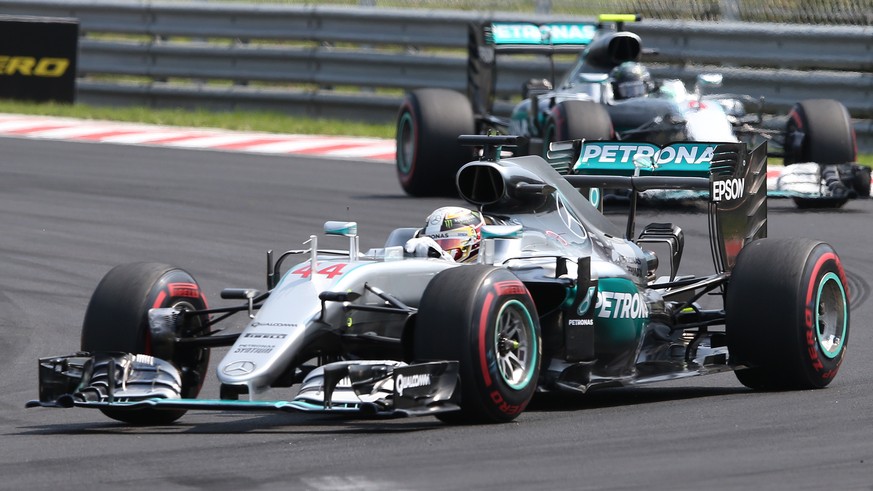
816,272,847,359
76,398,362,413
496,299,538,391
481,225,523,239
324,221,358,236
490,22,596,45
573,142,716,177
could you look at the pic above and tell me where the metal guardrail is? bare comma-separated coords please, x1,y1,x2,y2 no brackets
2,1,873,148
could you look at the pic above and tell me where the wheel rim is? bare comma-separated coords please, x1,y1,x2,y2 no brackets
493,300,537,390
168,299,209,396
171,299,201,335
396,112,415,175
146,299,199,352
815,272,847,359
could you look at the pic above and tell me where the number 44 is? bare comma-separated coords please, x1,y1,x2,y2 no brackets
291,263,346,279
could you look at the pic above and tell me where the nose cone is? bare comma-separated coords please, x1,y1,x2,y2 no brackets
216,276,323,391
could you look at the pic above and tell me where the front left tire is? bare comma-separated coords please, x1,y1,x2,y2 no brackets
81,262,210,424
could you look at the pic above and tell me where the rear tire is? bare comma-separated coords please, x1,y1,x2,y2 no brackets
414,265,541,424
81,262,210,424
543,100,614,210
726,239,849,390
792,197,848,209
396,89,475,197
852,165,871,198
542,100,614,160
784,99,856,166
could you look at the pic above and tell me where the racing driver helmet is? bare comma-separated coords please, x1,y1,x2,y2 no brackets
610,61,654,100
421,206,485,262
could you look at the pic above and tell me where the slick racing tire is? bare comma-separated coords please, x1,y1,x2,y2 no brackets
542,100,614,210
792,196,849,209
542,100,614,161
81,262,210,424
784,99,856,166
852,165,871,198
726,239,849,390
414,265,541,424
396,88,475,197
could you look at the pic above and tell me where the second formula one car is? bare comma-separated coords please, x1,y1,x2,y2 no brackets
395,16,869,207
29,136,850,425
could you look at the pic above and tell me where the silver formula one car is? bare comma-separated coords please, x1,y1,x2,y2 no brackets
29,136,850,425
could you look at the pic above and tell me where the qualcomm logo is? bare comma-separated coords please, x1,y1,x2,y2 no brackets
222,360,256,376
396,372,432,396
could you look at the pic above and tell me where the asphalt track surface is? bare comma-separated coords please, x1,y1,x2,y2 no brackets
2,136,872,490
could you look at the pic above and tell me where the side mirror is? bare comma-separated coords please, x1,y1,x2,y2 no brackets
696,73,723,88
479,225,523,265
324,221,359,261
324,221,357,237
695,73,723,96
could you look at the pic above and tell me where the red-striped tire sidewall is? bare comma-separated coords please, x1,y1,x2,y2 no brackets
797,244,850,387
466,270,541,422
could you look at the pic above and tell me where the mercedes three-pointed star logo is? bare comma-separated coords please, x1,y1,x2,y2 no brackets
223,360,256,376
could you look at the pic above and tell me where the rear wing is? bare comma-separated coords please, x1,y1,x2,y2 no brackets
552,139,767,272
572,141,717,178
467,14,639,116
482,14,639,53
486,22,598,52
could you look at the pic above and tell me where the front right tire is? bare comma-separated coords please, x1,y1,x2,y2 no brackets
784,99,856,166
852,165,871,198
414,265,541,424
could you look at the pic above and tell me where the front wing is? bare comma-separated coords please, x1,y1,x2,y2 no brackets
26,353,460,419
627,163,867,204
31,398,457,418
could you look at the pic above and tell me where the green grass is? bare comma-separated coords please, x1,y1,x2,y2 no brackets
0,100,396,139
1,99,871,166
855,153,873,166
771,153,872,166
